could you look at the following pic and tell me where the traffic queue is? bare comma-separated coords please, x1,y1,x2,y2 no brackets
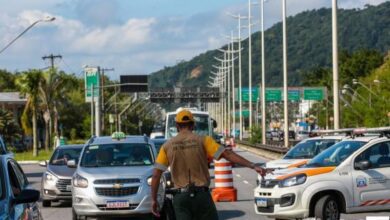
3,113,390,220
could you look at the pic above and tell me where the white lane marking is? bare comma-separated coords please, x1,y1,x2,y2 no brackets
236,174,241,178
242,180,254,186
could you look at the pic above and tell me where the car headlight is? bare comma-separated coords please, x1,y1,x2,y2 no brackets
73,174,88,188
44,172,57,183
279,174,306,187
147,176,152,186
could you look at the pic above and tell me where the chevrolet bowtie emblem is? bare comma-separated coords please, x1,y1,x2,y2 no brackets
113,183,123,189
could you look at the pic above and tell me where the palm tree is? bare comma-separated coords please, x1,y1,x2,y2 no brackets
39,69,78,150
16,70,44,157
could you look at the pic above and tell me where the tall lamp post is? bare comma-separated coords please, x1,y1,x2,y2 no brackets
282,0,289,147
260,0,267,144
0,16,55,54
332,0,340,129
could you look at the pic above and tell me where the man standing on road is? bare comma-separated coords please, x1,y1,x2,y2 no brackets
151,109,269,220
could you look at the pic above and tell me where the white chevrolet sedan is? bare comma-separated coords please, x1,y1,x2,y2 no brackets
69,132,166,220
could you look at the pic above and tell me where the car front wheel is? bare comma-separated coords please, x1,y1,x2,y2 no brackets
314,195,340,220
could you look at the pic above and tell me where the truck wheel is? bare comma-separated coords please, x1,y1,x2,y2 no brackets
42,200,51,207
314,195,340,220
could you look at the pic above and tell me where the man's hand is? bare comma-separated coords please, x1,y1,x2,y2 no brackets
253,164,274,177
151,199,160,217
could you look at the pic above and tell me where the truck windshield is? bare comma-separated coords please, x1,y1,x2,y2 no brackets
283,139,338,159
305,140,366,167
166,113,210,138
80,144,154,167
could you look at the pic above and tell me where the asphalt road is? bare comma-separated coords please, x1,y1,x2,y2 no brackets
22,147,390,220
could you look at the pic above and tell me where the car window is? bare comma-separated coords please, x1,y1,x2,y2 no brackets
355,141,390,169
284,139,337,159
80,143,154,167
0,139,6,154
0,163,4,199
305,141,366,167
7,162,22,197
10,160,28,189
50,148,83,165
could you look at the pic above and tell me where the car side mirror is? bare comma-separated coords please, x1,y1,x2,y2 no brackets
67,159,77,168
212,119,217,129
355,160,371,170
39,160,47,167
13,189,40,205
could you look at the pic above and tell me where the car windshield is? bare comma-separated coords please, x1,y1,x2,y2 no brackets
49,148,83,165
153,141,165,153
80,143,154,167
284,139,338,159
305,140,367,167
166,113,209,138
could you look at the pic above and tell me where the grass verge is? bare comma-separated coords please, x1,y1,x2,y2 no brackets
14,149,54,162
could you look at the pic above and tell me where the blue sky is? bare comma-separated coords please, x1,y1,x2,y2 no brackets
0,0,387,79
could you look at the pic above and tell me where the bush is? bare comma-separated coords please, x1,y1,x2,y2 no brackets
250,126,262,144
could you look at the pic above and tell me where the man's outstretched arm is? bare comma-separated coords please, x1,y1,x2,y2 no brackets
221,150,268,176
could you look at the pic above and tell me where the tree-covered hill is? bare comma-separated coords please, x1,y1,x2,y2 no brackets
149,2,390,88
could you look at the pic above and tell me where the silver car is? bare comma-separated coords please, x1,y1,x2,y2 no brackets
69,134,165,219
40,144,84,207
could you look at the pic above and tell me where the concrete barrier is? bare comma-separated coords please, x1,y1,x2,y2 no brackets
235,140,289,160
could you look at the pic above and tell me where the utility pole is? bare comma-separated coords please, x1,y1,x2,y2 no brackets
42,54,62,148
42,54,62,71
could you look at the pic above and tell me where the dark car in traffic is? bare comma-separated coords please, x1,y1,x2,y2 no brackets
40,144,84,207
0,154,41,220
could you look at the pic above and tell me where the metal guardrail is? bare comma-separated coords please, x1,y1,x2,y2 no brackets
236,140,299,154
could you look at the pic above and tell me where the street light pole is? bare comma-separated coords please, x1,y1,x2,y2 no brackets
0,16,55,54
260,0,267,144
248,0,254,132
282,0,289,147
332,0,340,129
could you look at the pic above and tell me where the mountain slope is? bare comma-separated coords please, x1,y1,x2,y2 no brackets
150,2,390,88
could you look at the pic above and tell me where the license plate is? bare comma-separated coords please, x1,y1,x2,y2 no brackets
106,200,129,208
66,185,72,191
256,198,268,207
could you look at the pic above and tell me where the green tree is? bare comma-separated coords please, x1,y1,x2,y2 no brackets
16,70,44,157
39,69,79,151
0,108,21,144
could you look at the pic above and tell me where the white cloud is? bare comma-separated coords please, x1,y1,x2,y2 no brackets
0,0,388,77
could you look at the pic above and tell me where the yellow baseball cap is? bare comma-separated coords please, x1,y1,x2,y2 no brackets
175,109,194,123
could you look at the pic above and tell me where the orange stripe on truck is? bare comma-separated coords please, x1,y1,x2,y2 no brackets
287,160,309,168
276,167,335,180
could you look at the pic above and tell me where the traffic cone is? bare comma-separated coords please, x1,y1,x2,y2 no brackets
212,158,237,202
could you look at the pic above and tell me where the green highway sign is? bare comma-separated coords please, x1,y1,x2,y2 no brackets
266,89,282,102
288,90,300,101
235,88,259,102
85,67,100,102
304,88,324,101
234,110,250,118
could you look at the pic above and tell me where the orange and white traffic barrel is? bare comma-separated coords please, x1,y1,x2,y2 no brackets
212,158,237,202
